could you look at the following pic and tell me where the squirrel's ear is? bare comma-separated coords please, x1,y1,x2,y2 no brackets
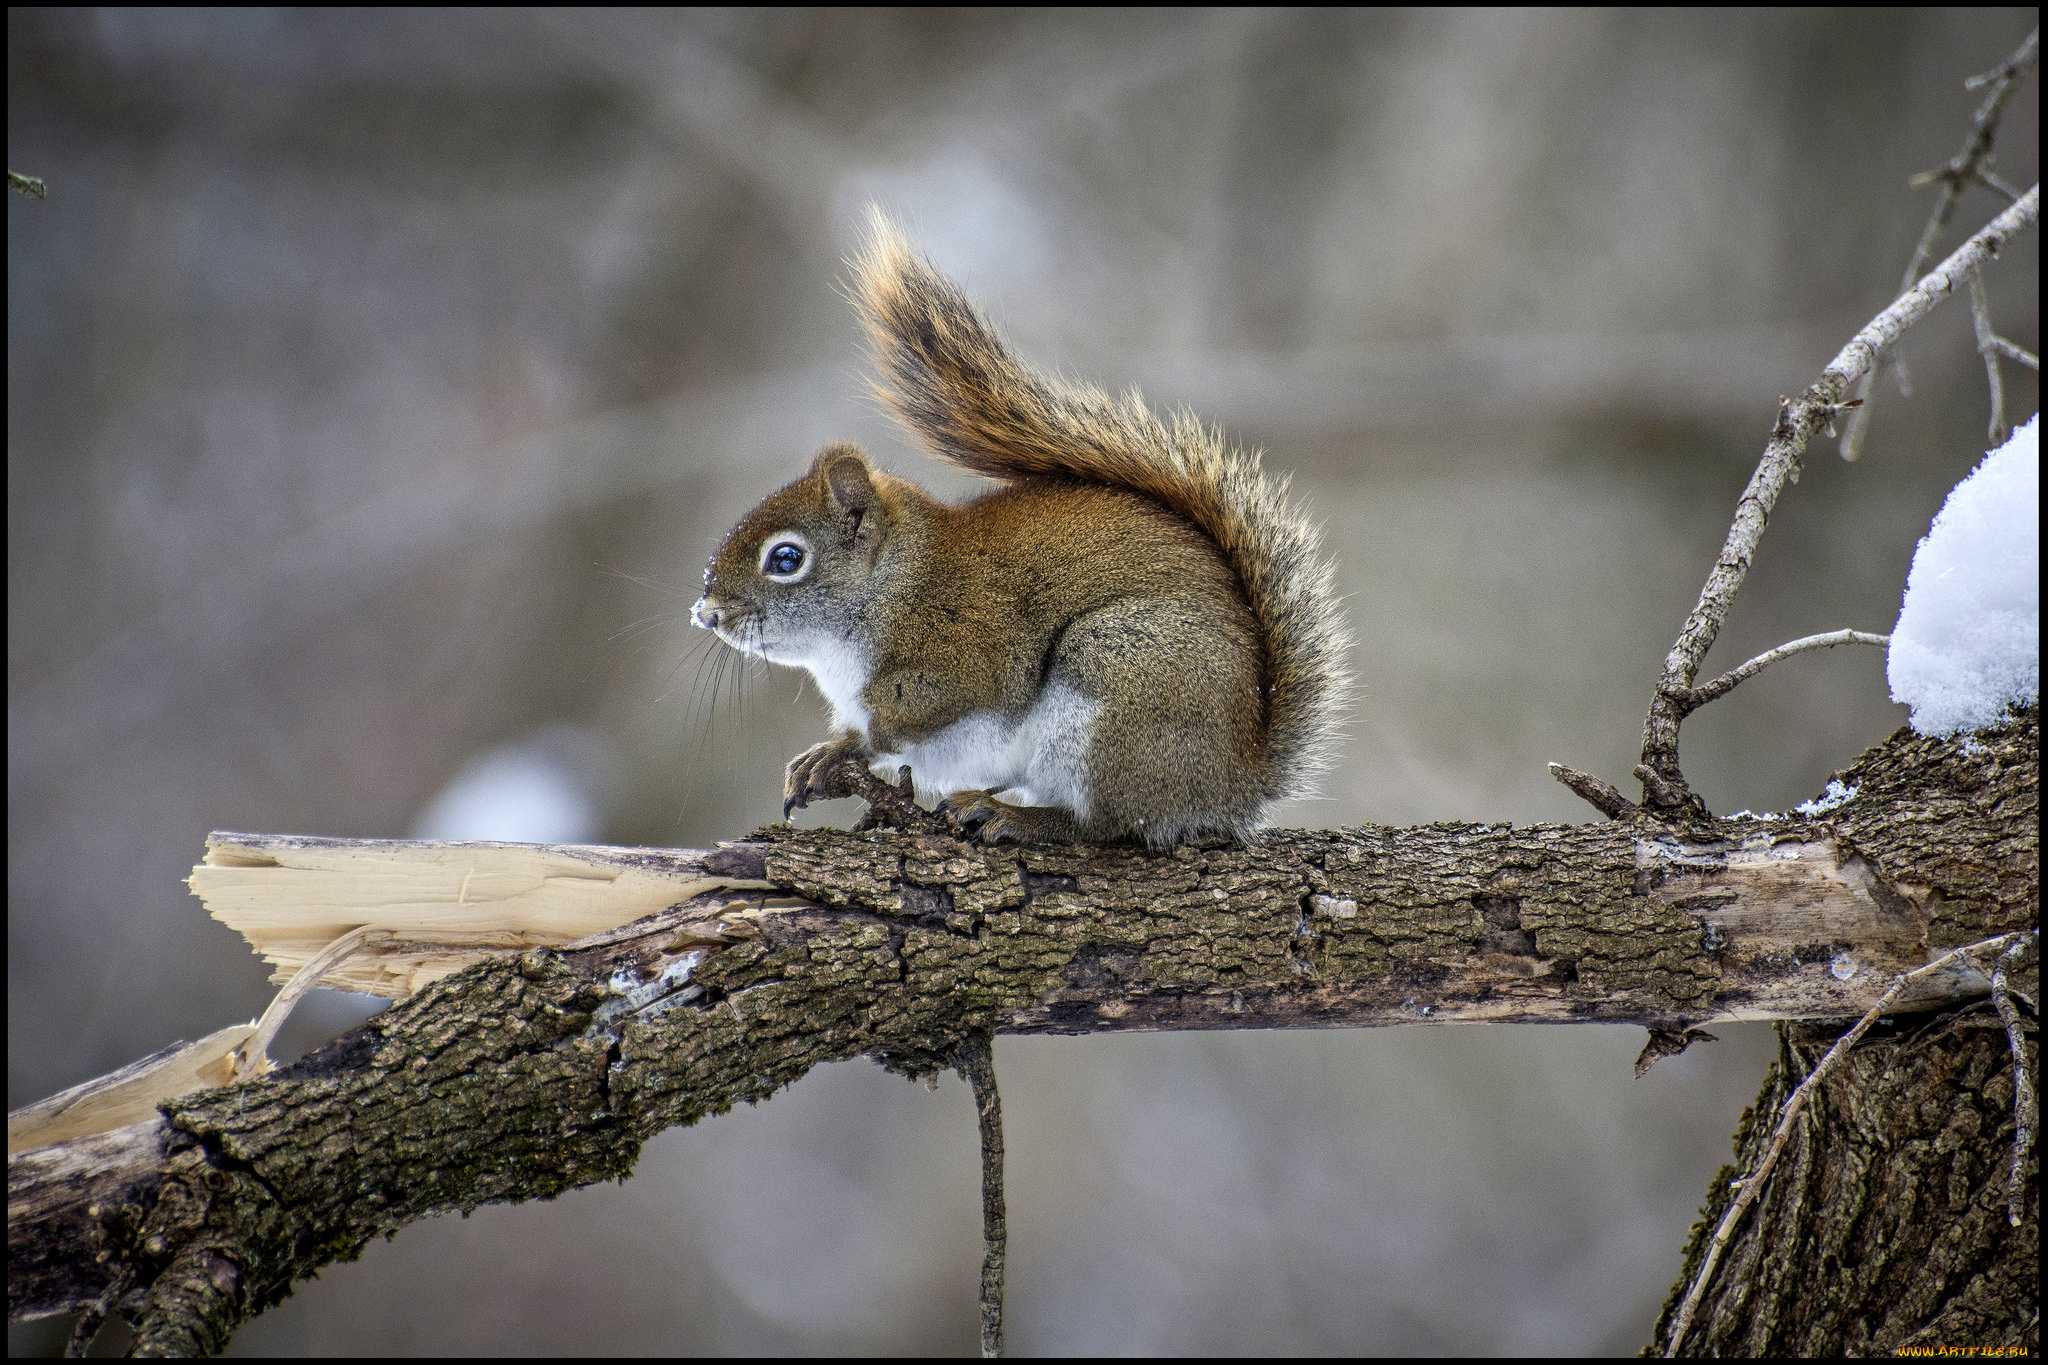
817,444,880,522
809,441,869,477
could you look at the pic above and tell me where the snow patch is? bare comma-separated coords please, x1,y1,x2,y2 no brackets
1794,780,1858,816
1888,416,2039,737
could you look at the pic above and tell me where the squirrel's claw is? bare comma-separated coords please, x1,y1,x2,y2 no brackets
783,732,870,818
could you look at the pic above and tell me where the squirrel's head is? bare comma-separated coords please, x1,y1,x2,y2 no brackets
693,443,915,671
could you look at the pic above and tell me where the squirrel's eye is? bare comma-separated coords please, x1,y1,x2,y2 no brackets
765,542,805,577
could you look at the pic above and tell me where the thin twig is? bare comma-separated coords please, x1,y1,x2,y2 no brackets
1638,184,2040,815
1989,935,2038,1227
1546,763,1642,821
1669,629,1890,715
1967,268,2010,443
63,1264,132,1358
1989,335,2039,369
1966,30,2042,90
1971,166,2026,202
1662,930,2027,1356
8,170,48,199
955,1033,1007,1359
1841,26,2038,460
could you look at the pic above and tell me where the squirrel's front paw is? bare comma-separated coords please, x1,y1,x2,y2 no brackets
783,733,871,818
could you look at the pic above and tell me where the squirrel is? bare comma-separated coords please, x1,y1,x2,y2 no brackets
691,213,1350,847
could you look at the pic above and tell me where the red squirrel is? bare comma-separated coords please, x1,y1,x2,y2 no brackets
693,215,1349,845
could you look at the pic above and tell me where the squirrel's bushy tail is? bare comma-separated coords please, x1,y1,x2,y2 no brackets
850,212,1351,802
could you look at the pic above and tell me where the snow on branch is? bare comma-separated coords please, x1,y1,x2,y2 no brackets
1888,416,2040,737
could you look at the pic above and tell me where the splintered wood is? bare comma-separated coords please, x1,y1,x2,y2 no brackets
2,835,765,1151
5,1025,256,1153
190,832,767,998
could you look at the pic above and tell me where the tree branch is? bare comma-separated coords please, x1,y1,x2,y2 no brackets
1990,935,2039,1226
1664,629,1890,716
1840,25,2038,460
1546,763,1643,821
1988,334,2040,368
7,709,2035,1350
953,1034,1006,1358
1638,185,2039,816
1968,266,2012,443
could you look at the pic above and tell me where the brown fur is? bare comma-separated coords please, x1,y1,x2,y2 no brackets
695,214,1349,845
849,210,1350,809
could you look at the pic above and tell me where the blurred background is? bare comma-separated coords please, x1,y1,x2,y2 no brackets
8,8,2038,1355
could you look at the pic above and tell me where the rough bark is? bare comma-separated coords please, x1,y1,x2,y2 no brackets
1651,1018,2037,1356
1652,708,2040,1356
6,710,2036,1354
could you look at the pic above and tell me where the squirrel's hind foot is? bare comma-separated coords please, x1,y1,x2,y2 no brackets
937,790,1079,844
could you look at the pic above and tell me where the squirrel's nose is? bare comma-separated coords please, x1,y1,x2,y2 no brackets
691,598,720,630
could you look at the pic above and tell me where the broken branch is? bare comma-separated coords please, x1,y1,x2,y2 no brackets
954,1034,1006,1358
1546,763,1642,821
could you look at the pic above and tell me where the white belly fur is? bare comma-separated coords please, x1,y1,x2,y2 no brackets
783,640,872,734
872,683,1101,817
